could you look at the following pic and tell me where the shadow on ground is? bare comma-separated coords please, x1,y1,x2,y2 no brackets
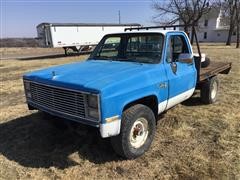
18,51,91,61
0,112,121,169
181,97,205,106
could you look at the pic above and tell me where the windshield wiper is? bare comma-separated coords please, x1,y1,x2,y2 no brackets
117,58,144,64
92,56,112,60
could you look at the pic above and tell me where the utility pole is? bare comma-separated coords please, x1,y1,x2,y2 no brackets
118,10,121,24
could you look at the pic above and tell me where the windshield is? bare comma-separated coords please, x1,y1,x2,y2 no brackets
89,33,164,64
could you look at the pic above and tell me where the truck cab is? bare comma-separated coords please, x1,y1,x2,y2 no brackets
23,27,231,159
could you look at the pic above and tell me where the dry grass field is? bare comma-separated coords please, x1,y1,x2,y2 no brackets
0,45,239,179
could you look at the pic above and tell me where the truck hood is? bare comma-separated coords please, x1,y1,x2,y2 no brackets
24,60,154,93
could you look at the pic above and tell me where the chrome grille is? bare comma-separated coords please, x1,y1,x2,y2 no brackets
30,82,86,118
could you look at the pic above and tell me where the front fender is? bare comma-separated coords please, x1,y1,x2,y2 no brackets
100,84,159,123
99,88,159,138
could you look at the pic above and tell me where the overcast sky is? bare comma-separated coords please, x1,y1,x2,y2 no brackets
1,0,159,38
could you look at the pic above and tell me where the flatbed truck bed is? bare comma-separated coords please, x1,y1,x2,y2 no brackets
194,58,232,83
199,62,232,81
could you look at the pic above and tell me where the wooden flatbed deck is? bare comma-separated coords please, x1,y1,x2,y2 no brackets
199,61,232,82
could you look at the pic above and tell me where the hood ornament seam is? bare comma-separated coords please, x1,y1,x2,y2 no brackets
52,71,56,80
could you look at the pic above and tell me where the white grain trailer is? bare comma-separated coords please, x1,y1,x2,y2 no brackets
36,23,141,55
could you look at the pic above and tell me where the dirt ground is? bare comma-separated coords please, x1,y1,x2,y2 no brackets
0,46,239,179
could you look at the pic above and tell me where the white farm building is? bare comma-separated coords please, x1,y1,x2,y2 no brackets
195,8,237,43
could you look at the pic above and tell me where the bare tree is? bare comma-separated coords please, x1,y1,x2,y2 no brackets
225,0,237,45
236,0,240,48
152,0,217,44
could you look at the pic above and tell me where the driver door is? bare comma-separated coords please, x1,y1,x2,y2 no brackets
165,33,197,109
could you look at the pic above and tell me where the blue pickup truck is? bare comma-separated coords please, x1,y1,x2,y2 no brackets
23,26,231,159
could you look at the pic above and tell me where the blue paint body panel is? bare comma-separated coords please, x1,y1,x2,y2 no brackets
23,31,197,126
24,60,169,123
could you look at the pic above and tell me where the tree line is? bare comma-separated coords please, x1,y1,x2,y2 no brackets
152,0,240,48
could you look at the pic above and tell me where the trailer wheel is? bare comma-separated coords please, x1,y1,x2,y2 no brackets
200,76,219,104
201,57,210,68
63,47,69,56
111,104,156,159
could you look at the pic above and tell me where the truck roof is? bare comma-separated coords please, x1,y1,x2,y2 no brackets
109,29,180,35
37,22,141,28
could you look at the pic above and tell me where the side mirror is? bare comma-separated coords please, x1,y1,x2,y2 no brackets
178,53,193,64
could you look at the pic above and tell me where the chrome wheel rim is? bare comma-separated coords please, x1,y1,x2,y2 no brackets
129,118,149,149
211,81,218,99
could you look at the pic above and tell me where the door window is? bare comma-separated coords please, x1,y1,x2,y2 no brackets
166,35,190,63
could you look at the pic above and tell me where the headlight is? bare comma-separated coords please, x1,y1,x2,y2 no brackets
26,91,32,98
86,94,99,119
88,108,99,119
24,81,32,99
24,81,31,90
87,94,98,108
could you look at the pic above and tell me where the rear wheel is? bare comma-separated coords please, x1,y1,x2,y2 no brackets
201,57,211,68
111,104,156,159
200,76,219,104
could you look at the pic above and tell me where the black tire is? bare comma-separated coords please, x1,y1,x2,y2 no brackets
63,47,69,56
200,76,219,104
201,57,211,68
111,104,156,159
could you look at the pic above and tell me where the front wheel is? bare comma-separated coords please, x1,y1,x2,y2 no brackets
111,104,156,159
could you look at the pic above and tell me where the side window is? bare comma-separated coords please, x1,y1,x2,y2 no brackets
166,39,172,63
173,36,183,54
204,32,207,39
166,35,190,63
204,19,208,27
